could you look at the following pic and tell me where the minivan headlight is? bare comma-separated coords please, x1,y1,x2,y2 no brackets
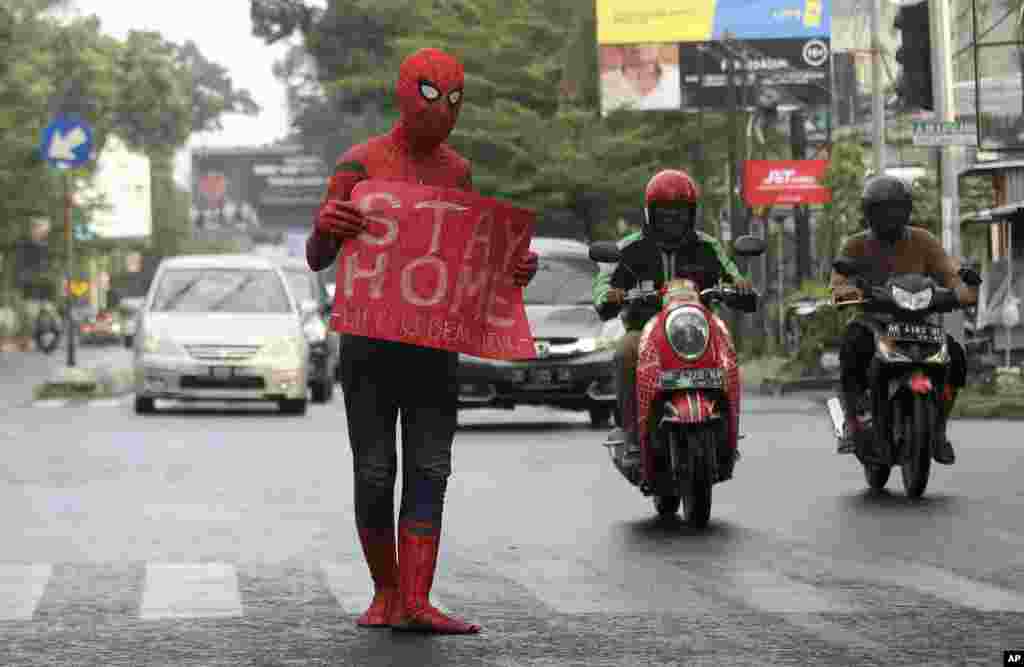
142,334,184,356
259,337,303,362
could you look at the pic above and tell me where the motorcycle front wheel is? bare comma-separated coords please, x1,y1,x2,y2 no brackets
670,426,713,528
653,495,681,516
863,463,891,490
900,394,933,499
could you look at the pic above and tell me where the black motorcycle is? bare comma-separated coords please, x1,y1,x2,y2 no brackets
33,306,62,355
826,258,982,498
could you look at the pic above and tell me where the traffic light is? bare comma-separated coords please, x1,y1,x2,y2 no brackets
895,1,934,110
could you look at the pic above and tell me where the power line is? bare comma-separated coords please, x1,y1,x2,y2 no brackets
953,5,1016,59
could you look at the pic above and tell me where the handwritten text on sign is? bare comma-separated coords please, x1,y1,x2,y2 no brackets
330,180,536,360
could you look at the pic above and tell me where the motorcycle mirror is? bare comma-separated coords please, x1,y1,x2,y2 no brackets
732,235,767,257
589,242,621,264
832,256,860,276
958,266,983,288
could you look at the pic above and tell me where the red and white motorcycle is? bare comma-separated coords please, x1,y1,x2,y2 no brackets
589,235,766,527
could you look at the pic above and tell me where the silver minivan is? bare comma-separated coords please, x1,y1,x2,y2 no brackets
133,254,310,415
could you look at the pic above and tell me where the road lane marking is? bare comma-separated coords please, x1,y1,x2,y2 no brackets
726,569,860,613
486,555,679,615
319,559,451,616
0,564,52,620
140,563,243,620
790,548,1024,613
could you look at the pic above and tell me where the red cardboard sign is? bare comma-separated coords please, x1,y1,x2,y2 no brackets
743,159,832,206
330,180,537,360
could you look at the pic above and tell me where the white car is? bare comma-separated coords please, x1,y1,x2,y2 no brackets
133,254,310,415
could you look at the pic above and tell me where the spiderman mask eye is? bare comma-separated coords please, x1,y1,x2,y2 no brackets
419,81,440,101
448,89,462,105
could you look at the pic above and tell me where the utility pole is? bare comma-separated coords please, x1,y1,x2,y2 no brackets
870,0,886,173
725,40,746,343
63,170,76,367
929,0,963,343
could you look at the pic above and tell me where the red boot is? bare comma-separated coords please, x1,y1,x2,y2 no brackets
391,520,481,634
355,527,400,627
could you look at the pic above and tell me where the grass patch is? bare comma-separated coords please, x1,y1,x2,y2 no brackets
740,356,794,386
32,366,134,402
953,387,1024,419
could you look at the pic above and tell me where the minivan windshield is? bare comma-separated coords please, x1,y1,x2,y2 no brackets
523,255,597,306
151,268,292,314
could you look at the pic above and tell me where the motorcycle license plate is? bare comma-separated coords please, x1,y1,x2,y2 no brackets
527,369,553,385
885,322,944,343
659,368,723,389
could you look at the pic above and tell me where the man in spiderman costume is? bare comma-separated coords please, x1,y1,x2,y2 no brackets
306,48,538,635
593,169,754,466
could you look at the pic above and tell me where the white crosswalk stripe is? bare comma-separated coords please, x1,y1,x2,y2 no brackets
0,564,52,620
140,562,243,620
0,553,1021,632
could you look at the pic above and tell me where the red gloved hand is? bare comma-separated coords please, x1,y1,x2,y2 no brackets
315,198,367,241
513,251,538,287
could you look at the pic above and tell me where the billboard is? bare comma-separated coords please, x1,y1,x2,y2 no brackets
596,0,832,115
600,43,682,113
742,159,831,206
596,0,831,44
191,145,330,245
81,135,152,239
678,37,831,110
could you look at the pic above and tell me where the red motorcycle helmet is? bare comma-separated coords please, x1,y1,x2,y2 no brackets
643,169,700,249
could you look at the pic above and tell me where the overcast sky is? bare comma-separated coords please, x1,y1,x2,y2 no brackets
66,0,311,187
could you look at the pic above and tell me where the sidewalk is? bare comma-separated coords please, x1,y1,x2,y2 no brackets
0,344,132,409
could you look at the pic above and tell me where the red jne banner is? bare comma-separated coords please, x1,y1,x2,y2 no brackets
742,159,832,207
330,180,537,360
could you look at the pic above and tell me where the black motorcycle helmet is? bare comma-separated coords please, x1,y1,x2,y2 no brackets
861,174,913,243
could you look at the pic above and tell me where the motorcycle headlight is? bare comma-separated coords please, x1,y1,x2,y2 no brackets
142,334,184,356
892,286,933,311
302,318,327,343
665,306,709,360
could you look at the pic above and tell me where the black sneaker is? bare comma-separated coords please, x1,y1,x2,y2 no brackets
622,432,641,464
933,435,956,465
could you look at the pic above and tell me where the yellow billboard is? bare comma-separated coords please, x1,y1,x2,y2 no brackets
596,0,715,45
596,0,831,45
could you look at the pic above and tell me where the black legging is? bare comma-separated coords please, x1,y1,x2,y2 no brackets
339,335,458,531
839,321,967,406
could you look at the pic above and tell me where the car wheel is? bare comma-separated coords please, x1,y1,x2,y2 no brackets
134,396,156,415
589,405,613,428
279,398,308,416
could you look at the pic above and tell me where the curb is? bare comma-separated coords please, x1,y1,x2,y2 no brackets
35,365,134,403
30,391,135,408
754,376,838,397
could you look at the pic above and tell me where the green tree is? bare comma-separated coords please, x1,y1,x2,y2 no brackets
819,139,868,277
0,1,260,301
252,0,785,240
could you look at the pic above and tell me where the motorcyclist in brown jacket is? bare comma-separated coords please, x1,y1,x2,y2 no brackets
830,174,978,464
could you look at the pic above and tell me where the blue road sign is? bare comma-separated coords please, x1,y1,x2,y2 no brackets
39,115,93,169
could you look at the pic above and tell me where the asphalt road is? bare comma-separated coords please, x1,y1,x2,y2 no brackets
0,384,1022,666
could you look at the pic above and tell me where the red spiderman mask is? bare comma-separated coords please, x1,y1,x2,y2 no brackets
395,48,465,153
